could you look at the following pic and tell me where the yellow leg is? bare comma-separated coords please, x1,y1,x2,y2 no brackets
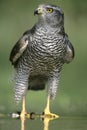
44,96,59,119
20,96,30,120
20,96,27,119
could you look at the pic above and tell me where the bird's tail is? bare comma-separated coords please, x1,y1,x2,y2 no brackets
28,84,45,90
28,75,47,91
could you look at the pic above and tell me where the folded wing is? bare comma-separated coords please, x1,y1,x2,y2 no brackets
64,35,75,63
9,34,29,65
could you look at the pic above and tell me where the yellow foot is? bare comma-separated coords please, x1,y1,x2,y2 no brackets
20,111,27,119
20,111,30,119
43,111,59,119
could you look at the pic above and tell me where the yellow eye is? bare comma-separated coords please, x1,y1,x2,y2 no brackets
47,8,53,13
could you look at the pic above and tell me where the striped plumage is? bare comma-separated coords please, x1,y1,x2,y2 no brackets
10,4,74,116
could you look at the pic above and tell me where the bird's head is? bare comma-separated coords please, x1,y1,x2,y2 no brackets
34,4,64,27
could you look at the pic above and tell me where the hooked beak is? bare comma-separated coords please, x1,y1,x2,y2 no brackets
34,7,43,15
34,9,38,15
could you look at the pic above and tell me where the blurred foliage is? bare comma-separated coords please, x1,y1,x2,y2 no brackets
0,0,87,116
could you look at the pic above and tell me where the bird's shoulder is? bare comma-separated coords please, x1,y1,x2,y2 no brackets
63,33,75,63
9,26,36,65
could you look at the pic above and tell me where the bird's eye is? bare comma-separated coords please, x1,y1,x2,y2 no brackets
47,8,53,13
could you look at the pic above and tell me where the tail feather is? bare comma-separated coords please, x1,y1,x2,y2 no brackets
28,84,45,90
28,75,47,90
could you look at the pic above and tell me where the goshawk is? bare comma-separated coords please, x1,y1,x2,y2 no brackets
10,4,74,118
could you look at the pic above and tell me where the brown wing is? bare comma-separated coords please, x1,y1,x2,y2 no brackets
64,34,75,63
9,34,29,65
65,41,74,63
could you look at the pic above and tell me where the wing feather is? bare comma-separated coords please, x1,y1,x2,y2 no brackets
64,35,75,63
9,34,29,65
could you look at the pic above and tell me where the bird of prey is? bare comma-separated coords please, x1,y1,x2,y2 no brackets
9,4,74,118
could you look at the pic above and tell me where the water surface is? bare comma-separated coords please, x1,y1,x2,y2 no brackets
0,115,87,130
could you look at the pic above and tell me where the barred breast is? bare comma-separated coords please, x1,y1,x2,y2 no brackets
25,27,66,74
13,25,67,102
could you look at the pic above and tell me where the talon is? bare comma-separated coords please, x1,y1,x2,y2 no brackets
20,111,27,119
43,96,59,119
43,112,59,119
30,112,35,119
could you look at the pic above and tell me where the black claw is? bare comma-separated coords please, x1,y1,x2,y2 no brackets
30,112,35,120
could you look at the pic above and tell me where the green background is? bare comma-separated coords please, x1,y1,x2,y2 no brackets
0,0,87,116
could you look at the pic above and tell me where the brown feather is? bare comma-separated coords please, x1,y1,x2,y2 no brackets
9,35,29,65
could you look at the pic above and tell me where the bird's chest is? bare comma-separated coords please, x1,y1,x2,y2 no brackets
27,34,65,73
30,37,53,57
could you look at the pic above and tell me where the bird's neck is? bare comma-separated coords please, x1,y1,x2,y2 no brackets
36,21,65,35
57,25,65,35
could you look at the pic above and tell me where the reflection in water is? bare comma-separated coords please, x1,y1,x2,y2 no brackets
43,118,51,130
0,113,87,130
20,113,57,130
21,118,25,130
